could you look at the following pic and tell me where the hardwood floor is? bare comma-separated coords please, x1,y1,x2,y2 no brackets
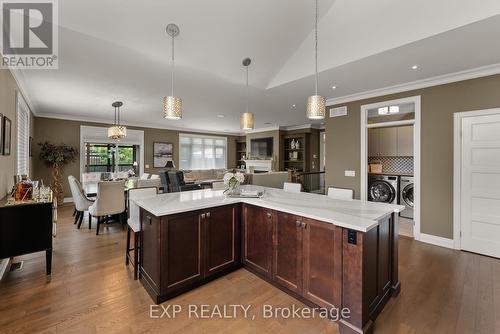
1,205,499,334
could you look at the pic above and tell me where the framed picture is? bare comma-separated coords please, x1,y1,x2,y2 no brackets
153,142,173,168
2,116,11,156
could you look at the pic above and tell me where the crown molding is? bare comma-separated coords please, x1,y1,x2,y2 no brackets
326,63,500,106
36,113,243,136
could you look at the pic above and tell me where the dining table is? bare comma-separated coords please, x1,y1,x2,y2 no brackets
82,179,164,198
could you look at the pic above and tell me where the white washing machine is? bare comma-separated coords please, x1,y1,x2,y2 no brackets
399,176,414,219
368,175,399,204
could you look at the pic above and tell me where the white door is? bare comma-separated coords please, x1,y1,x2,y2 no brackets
461,113,500,258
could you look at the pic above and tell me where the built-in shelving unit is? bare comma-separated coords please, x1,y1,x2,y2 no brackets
236,140,247,169
282,134,308,172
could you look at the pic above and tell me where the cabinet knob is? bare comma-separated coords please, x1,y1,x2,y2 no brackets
146,216,152,225
301,222,307,229
266,212,272,219
296,221,301,227
201,213,206,219
206,212,211,218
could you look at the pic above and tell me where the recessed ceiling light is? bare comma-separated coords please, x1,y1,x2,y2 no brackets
331,85,337,90
378,107,389,115
292,104,296,108
411,65,419,70
389,106,400,114
216,114,225,118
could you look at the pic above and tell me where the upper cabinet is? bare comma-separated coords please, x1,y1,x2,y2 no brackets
368,125,413,157
397,125,413,156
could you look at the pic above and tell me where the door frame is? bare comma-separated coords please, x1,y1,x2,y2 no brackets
453,108,500,250
360,95,421,240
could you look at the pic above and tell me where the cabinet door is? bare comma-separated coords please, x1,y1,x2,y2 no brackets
397,125,414,156
273,212,302,294
302,218,342,308
140,210,161,294
368,128,380,157
379,127,398,156
242,204,273,278
163,211,203,292
204,205,239,277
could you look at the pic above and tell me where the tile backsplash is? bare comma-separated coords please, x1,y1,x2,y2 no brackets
368,156,414,174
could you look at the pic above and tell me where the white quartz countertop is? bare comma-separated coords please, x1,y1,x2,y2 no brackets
135,186,405,232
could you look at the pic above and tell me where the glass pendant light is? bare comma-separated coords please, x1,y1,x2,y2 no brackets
306,0,326,119
163,24,182,119
108,101,127,140
240,57,254,130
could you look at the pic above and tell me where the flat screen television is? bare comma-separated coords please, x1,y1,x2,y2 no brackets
250,137,273,158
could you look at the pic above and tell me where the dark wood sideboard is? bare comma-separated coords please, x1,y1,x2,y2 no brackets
0,196,54,275
139,203,399,334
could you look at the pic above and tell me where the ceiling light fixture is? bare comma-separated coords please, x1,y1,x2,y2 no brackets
331,85,337,90
163,24,182,120
389,106,400,114
378,107,389,115
292,104,296,108
108,101,127,140
411,65,419,70
240,57,254,130
306,0,326,120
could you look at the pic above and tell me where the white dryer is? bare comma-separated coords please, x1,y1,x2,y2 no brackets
399,176,414,219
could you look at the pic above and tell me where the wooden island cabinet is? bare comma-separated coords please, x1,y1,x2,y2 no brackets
137,187,402,334
140,204,240,302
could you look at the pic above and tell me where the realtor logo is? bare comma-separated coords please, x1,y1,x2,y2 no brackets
1,0,58,69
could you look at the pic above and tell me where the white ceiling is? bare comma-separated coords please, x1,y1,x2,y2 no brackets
14,0,500,134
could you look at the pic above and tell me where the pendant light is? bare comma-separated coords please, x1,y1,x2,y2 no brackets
108,101,127,140
240,57,254,130
306,0,326,119
163,23,182,120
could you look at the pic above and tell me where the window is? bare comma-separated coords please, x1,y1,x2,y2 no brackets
84,143,138,173
16,93,30,175
179,134,227,170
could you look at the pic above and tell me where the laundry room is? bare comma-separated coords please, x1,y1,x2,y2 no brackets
364,100,417,238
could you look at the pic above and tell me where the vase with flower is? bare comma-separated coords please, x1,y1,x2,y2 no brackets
223,172,245,195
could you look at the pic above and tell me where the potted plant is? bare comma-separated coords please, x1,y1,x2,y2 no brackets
38,141,78,204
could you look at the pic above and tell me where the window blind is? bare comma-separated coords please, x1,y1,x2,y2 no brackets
179,133,227,170
17,93,30,175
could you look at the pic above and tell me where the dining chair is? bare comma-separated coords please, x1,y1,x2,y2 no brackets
126,187,157,280
283,182,301,193
140,173,150,180
89,181,126,235
137,178,162,190
68,176,94,229
211,181,226,191
160,171,170,193
327,187,354,200
150,174,160,179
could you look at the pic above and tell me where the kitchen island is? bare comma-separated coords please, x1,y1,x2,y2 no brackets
136,186,404,334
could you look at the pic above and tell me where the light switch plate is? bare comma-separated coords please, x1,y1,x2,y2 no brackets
345,170,356,177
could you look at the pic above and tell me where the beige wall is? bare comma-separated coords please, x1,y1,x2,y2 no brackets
33,117,239,197
326,74,500,239
0,70,34,198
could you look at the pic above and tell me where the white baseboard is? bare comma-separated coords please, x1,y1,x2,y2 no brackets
418,233,455,249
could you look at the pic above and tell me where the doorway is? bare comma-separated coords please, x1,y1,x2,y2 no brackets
360,96,421,240
454,109,500,258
